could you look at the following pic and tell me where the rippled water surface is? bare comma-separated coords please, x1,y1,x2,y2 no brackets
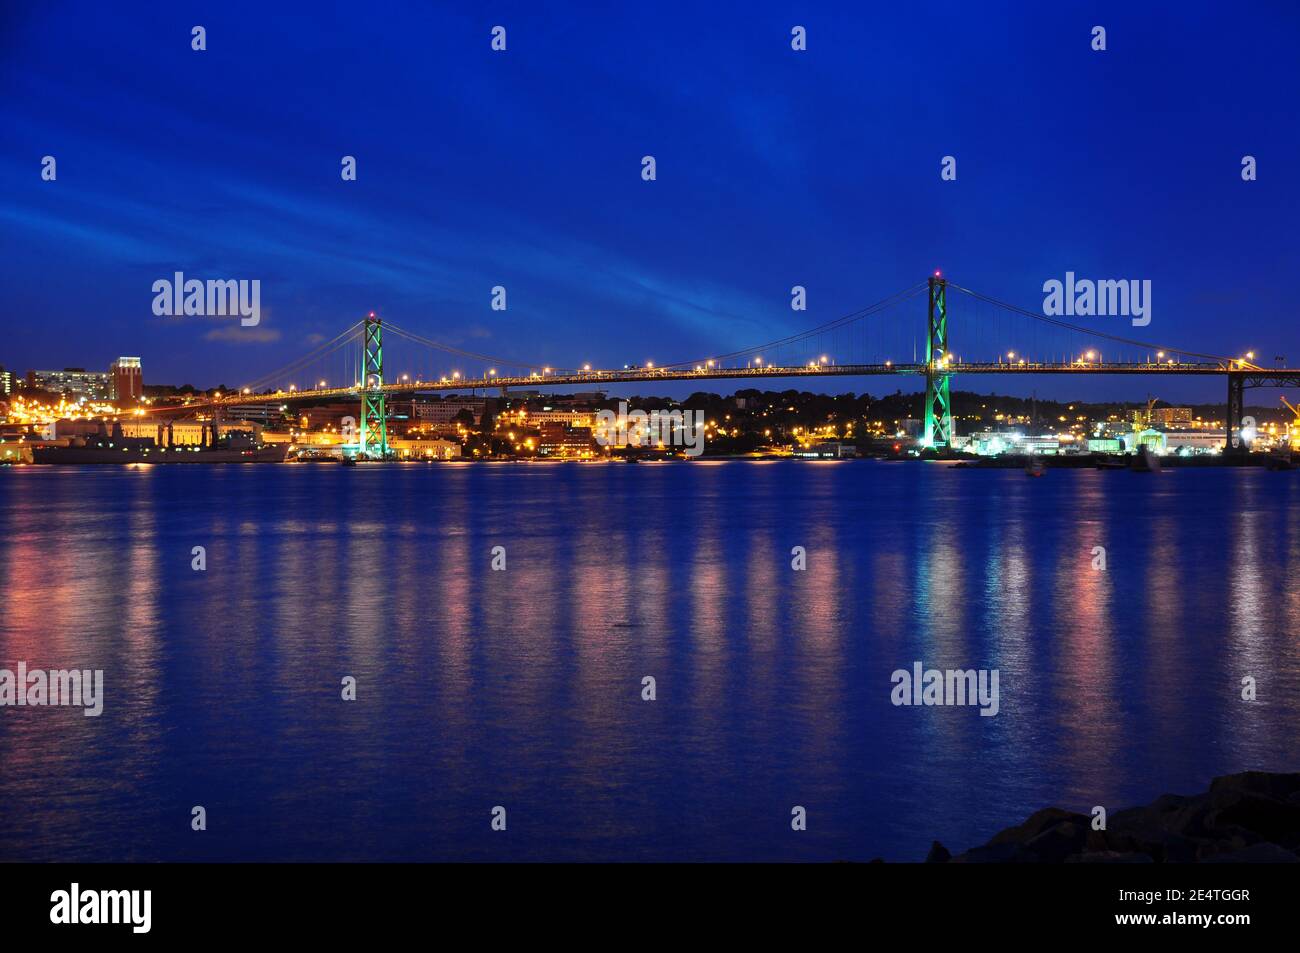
1,461,1298,861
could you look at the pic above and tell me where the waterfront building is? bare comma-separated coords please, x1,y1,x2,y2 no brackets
538,422,594,457
529,409,595,427
1122,429,1166,453
296,403,360,431
33,368,111,400
110,357,143,404
47,417,257,445
225,402,288,429
1162,431,1227,454
1151,406,1194,428
389,436,461,459
411,398,488,425
793,441,857,459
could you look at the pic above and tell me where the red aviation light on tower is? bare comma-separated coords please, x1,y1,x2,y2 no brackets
934,270,942,278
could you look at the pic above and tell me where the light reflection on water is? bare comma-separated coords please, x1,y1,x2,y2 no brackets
1,461,1298,861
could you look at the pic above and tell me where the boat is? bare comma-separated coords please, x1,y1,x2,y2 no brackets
32,421,287,465
1095,458,1127,470
1025,457,1045,478
1130,446,1162,473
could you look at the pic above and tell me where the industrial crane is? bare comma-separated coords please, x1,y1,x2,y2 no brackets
1133,395,1160,432
1280,396,1300,451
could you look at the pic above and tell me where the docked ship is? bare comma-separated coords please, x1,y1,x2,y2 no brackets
32,420,287,464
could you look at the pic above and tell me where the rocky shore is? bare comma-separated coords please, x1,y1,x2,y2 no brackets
924,772,1300,863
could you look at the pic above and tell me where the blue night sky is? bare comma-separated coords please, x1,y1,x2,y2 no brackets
2,1,1297,402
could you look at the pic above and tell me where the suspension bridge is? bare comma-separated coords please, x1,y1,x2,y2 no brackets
174,276,1294,458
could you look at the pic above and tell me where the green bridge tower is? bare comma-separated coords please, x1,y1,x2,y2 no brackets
359,314,388,459
923,275,952,449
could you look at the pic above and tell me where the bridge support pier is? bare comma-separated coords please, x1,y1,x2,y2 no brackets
1225,372,1246,457
923,276,952,449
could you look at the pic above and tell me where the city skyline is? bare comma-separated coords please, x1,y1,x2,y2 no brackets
2,2,1299,403
5,4,1300,921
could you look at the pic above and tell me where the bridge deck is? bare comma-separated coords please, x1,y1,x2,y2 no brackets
166,360,1285,412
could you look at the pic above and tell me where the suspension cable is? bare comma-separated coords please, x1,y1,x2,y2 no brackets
946,283,1233,364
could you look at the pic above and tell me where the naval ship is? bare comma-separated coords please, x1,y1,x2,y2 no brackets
32,419,287,464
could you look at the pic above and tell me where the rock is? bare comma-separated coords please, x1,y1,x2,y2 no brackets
934,772,1300,864
1163,794,1218,840
1023,821,1088,863
925,841,951,863
986,807,1088,847
1209,772,1300,802
1212,792,1300,843
1148,793,1190,813
1103,826,1200,864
